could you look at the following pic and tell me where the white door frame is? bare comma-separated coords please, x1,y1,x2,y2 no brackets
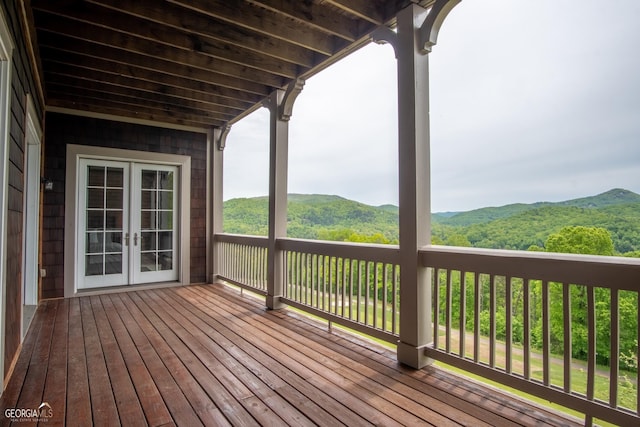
0,7,14,387
131,163,179,284
65,144,191,297
77,158,131,289
22,95,42,309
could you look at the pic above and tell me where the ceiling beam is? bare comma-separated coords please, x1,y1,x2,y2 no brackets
86,0,319,69
246,0,360,41
39,34,269,96
39,43,270,100
168,0,337,56
32,8,288,88
47,98,221,128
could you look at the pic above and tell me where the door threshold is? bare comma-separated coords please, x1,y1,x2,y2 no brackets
74,281,182,297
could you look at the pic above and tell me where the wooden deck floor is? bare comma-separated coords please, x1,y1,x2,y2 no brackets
0,284,581,426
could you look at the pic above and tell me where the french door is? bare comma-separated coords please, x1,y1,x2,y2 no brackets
77,159,178,289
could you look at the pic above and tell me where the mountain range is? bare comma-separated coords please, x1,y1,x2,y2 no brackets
223,188,640,255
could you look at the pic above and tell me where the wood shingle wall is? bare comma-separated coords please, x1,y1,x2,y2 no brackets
2,0,44,378
42,113,208,299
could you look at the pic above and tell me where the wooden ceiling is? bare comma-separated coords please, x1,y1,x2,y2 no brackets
28,0,435,131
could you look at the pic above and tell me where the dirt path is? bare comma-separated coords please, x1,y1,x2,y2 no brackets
435,326,636,386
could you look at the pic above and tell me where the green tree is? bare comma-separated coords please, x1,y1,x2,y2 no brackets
544,226,614,255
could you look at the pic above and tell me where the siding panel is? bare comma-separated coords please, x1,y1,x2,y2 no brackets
42,113,208,298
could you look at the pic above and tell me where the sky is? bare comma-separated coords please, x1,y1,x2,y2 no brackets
224,0,640,213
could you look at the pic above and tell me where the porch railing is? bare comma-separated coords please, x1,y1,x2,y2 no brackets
214,233,639,425
422,246,639,426
278,238,401,343
214,233,268,295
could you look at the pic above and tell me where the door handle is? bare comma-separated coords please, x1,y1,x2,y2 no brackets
125,232,129,246
134,232,138,246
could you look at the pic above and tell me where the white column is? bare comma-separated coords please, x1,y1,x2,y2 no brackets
396,3,433,369
265,90,288,309
211,126,228,282
265,80,304,310
375,1,459,368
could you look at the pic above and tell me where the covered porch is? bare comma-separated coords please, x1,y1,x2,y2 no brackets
0,0,637,426
1,283,579,426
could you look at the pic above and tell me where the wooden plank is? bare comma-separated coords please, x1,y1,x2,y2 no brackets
137,290,343,427
123,292,262,426
185,285,474,427
170,0,335,55
248,0,359,41
4,299,52,423
109,294,231,426
65,298,92,426
0,300,48,412
42,31,271,100
4,285,583,427
206,284,575,427
88,0,318,67
46,88,229,127
104,294,203,427
98,295,174,427
88,296,146,427
39,299,69,427
79,298,120,425
139,290,291,426
33,10,287,88
164,287,408,426
146,290,364,425
34,2,300,78
45,99,217,129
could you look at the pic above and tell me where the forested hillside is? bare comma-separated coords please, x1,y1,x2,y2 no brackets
223,189,640,255
224,194,399,243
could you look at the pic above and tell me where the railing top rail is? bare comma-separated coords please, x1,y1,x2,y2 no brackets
421,245,640,290
214,233,269,247
278,237,401,264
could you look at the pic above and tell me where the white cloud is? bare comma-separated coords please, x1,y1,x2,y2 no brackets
225,0,640,213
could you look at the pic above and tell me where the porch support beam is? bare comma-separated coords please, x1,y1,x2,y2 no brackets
210,126,226,282
391,0,459,369
265,79,304,309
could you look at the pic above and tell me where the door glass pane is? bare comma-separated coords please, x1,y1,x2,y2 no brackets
158,171,173,189
140,253,157,272
88,166,105,186
105,254,123,274
87,188,104,208
158,251,172,271
141,190,154,210
142,170,157,189
106,189,123,209
105,232,122,252
158,191,173,209
86,255,103,276
141,211,156,230
139,168,175,274
86,232,103,253
158,231,172,250
106,167,123,187
158,211,172,230
141,232,156,251
87,211,104,230
105,210,123,230
84,165,124,278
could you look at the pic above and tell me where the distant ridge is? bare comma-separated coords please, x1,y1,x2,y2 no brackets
223,189,640,253
434,188,640,227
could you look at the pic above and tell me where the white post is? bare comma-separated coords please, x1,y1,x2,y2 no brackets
265,80,304,310
377,1,459,368
265,90,287,309
211,126,227,282
396,3,433,369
